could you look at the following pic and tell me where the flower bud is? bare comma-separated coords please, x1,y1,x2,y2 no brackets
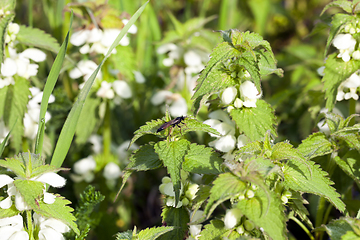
244,220,255,231
224,208,242,229
236,225,245,234
245,189,255,199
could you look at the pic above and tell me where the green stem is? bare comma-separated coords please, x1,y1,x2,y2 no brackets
103,101,111,158
28,0,33,27
26,211,33,239
349,98,356,126
289,216,315,240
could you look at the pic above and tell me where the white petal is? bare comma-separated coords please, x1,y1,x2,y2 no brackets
0,175,14,188
122,19,137,34
35,172,66,188
208,110,234,126
9,230,29,240
157,43,178,54
38,228,65,240
221,87,237,105
43,192,56,204
40,219,70,233
96,81,115,99
101,29,121,47
1,58,17,77
119,35,130,46
20,48,46,62
88,135,102,154
79,44,90,54
151,90,172,105
0,196,13,209
237,135,248,149
87,28,103,43
70,29,90,46
213,135,236,152
113,80,132,99
14,193,31,211
133,71,145,83
0,214,23,227
73,156,96,175
184,50,202,66
224,208,242,229
162,58,174,67
103,162,122,180
169,97,188,117
333,34,356,51
0,226,19,240
240,81,261,99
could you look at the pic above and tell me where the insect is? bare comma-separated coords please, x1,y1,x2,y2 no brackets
156,116,186,133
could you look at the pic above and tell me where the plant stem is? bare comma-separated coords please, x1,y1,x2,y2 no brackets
290,216,315,240
26,211,34,240
103,101,111,158
349,98,356,126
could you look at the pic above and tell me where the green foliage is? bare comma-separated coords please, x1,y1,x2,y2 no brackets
230,100,277,141
0,13,14,64
297,132,334,159
126,143,162,171
316,217,360,240
137,226,175,240
159,207,189,240
198,220,228,240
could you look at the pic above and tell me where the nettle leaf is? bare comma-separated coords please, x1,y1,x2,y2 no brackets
75,96,101,145
115,230,132,240
323,53,360,110
321,1,353,15
183,143,223,175
317,217,360,240
3,78,30,151
16,25,60,53
0,13,14,64
332,125,360,151
0,158,26,178
112,45,136,81
333,151,360,185
283,159,346,212
35,195,79,235
236,185,287,240
198,220,228,240
230,100,277,141
177,118,220,136
154,139,190,204
159,207,189,240
128,119,164,147
14,179,44,208
288,192,313,229
126,143,162,171
205,173,247,217
235,140,263,157
258,49,283,77
324,14,354,56
297,132,334,159
192,185,211,211
137,226,175,240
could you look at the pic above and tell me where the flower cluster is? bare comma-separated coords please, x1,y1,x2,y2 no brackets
203,110,248,154
336,72,360,101
221,81,262,110
96,80,132,101
24,87,54,140
151,90,188,117
158,176,199,208
186,210,204,240
223,208,258,236
70,19,137,56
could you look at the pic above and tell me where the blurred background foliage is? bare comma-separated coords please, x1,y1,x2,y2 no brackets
7,0,340,238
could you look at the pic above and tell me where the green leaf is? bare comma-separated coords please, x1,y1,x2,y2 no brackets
258,49,283,77
3,78,30,152
333,151,360,185
158,207,189,240
35,13,73,155
323,53,360,111
14,179,44,207
115,230,132,240
112,45,137,81
297,132,334,159
230,100,277,141
50,1,149,168
198,220,228,240
0,13,14,64
16,25,60,53
287,192,313,229
128,119,164,149
183,143,222,174
0,119,16,157
75,96,101,145
205,173,247,217
317,217,360,240
332,125,360,152
283,159,346,212
0,201,20,218
154,139,190,204
137,226,175,240
35,195,79,235
321,1,353,15
0,158,26,178
236,184,287,240
126,143,162,171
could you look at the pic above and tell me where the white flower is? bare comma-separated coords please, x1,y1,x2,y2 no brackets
69,60,101,82
239,81,262,107
224,208,242,229
353,50,360,60
33,213,70,240
133,71,145,83
113,80,132,99
96,81,115,99
0,172,66,211
157,43,181,67
317,66,325,76
89,135,102,154
209,134,236,152
333,34,357,62
71,156,96,183
0,215,29,240
221,87,237,105
103,162,122,180
0,76,14,88
184,50,202,67
317,108,343,135
336,72,360,101
188,210,204,238
237,134,248,149
122,19,138,34
151,91,188,117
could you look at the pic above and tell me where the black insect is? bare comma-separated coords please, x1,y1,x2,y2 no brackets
156,116,186,133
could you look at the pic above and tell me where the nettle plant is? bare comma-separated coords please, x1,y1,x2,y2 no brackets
118,3,360,240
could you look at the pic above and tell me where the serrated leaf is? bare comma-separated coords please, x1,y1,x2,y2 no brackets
3,78,30,151
115,230,132,240
205,173,247,217
230,100,277,141
137,226,175,240
323,53,360,111
0,158,25,178
321,1,353,15
14,179,44,207
158,207,189,240
333,151,360,185
35,196,79,235
75,96,101,145
16,25,60,53
178,118,221,136
183,143,223,174
236,184,286,240
128,119,164,148
155,139,190,204
235,140,263,157
192,185,211,211
0,201,20,218
297,132,333,159
198,220,228,240
0,13,14,64
318,217,360,240
126,143,162,171
283,159,346,212
332,125,360,151
237,52,261,89
258,49,283,77
288,192,313,229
